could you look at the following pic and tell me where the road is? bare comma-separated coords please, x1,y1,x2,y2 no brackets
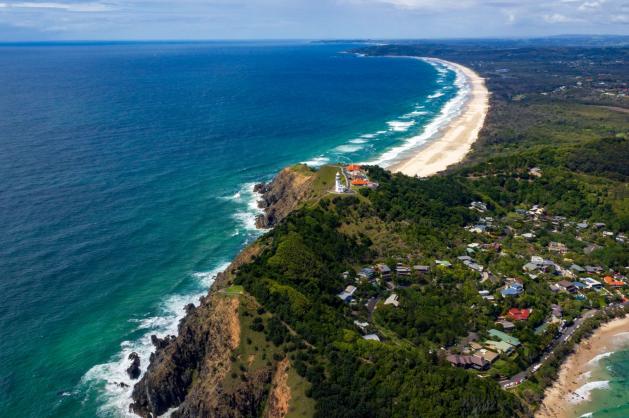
500,309,598,389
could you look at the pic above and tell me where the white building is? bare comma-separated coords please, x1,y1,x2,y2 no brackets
335,171,345,193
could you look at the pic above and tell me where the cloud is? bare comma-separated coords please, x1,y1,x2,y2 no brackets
610,13,629,22
578,0,605,11
543,12,584,22
348,0,475,11
0,1,111,12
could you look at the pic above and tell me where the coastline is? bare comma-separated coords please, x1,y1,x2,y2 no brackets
388,58,489,177
537,316,629,418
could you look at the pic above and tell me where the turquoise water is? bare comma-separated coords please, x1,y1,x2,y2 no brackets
0,41,460,417
571,343,629,418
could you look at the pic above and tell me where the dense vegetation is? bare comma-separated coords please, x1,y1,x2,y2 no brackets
229,40,628,417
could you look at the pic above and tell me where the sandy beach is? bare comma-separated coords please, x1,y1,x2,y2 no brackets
536,316,629,418
390,59,489,177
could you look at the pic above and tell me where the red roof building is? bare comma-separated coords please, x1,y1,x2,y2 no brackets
347,164,361,172
508,308,531,321
351,178,369,186
604,276,625,287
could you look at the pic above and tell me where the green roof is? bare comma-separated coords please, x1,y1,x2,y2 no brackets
489,329,521,346
484,340,513,353
534,323,549,336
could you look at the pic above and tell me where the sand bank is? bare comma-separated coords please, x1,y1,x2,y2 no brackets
389,59,489,177
536,316,629,418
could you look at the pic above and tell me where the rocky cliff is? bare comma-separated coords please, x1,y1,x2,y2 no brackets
255,165,316,229
130,165,318,418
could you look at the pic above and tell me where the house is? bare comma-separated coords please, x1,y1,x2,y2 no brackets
395,264,412,277
463,260,484,272
572,281,587,290
337,285,357,302
582,277,603,290
446,354,489,371
570,264,585,273
507,308,531,321
413,265,430,273
548,242,568,254
458,255,473,262
521,232,536,240
501,283,524,297
475,349,499,364
358,267,376,281
376,264,391,280
353,320,369,331
384,293,400,307
585,265,603,274
557,280,577,293
351,178,369,186
469,201,488,212
363,334,380,342
347,164,361,174
604,276,625,287
496,320,515,331
489,329,521,347
535,323,550,336
551,304,562,322
484,340,514,354
523,262,540,272
435,260,452,268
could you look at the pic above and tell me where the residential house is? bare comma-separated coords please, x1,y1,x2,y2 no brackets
435,260,452,268
475,349,499,364
489,329,521,347
337,285,357,303
484,340,514,354
548,242,568,254
376,264,391,280
507,308,531,321
501,283,524,297
358,267,376,281
582,277,603,290
496,320,516,332
570,264,585,274
384,293,400,307
395,264,412,277
446,354,489,371
604,276,625,287
362,334,380,342
413,265,430,273
557,280,577,293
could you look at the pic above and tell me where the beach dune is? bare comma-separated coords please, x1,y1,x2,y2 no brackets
390,59,489,177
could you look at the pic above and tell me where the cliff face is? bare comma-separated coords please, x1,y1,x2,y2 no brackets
130,166,316,418
130,293,241,417
255,166,315,229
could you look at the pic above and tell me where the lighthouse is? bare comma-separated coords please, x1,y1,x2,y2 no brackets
335,171,345,193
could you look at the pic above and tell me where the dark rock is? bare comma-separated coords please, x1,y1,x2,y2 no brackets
127,352,141,380
253,182,268,194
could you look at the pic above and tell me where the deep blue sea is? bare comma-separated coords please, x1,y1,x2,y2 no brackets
0,41,460,417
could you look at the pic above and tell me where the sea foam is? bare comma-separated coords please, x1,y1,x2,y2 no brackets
569,380,610,404
81,262,230,417
368,58,470,168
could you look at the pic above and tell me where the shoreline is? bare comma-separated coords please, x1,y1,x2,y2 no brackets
388,58,489,177
536,315,629,418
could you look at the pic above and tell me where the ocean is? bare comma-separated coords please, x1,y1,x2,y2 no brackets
570,338,629,418
0,41,463,417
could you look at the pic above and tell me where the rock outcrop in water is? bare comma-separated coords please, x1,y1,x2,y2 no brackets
126,352,141,380
255,165,315,229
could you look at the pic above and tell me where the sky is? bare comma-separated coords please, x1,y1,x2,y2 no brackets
0,0,627,41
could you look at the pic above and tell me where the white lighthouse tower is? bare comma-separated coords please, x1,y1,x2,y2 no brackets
335,171,345,193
